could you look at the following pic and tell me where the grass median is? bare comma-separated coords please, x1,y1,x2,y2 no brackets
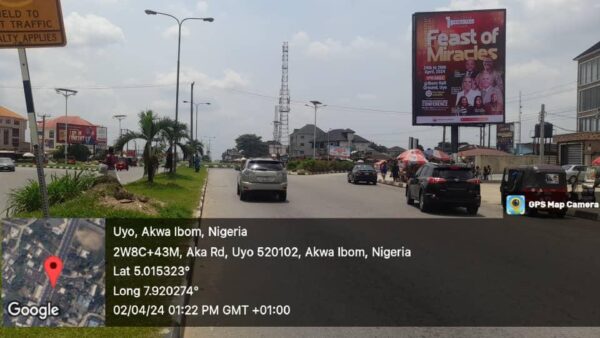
1,166,208,336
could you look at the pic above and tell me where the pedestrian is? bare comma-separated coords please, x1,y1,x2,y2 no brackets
380,161,388,181
487,165,493,180
391,161,400,182
475,166,481,179
194,153,201,173
483,165,490,181
104,147,118,180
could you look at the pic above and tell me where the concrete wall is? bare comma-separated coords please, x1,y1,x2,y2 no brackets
471,155,559,175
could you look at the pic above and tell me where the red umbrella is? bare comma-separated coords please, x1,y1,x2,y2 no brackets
431,149,451,162
592,157,600,166
396,149,428,166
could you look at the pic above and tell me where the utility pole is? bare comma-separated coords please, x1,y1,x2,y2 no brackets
39,113,51,155
539,104,545,164
55,88,77,165
189,82,195,168
442,126,446,152
113,114,126,154
518,91,522,153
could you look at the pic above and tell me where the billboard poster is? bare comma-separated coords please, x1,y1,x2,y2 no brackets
412,9,506,125
96,126,108,146
496,123,514,153
329,146,351,159
57,123,97,145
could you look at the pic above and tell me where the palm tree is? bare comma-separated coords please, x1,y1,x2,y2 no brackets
161,118,189,174
114,110,170,183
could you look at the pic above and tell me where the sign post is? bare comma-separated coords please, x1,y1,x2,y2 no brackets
1,0,68,218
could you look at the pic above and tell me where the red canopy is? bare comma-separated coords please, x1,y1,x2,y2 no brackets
396,149,428,166
431,149,451,162
592,157,600,166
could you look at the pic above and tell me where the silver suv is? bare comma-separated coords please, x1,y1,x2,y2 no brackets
237,158,287,201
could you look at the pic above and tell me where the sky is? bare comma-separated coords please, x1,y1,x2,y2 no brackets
1,0,599,157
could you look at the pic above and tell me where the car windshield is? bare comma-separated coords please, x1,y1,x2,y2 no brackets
561,165,571,170
355,165,375,171
433,167,473,180
534,172,565,186
248,161,283,171
0,158,13,164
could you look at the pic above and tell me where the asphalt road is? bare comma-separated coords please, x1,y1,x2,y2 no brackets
184,169,600,338
0,166,145,214
201,169,503,218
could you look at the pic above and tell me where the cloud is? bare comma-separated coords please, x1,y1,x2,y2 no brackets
162,25,190,39
196,1,209,13
64,12,125,47
154,68,249,90
291,31,394,60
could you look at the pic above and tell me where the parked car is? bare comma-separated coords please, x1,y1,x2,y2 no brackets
116,159,129,171
500,165,568,217
0,157,16,172
406,163,480,214
562,164,587,184
347,164,377,185
237,158,287,201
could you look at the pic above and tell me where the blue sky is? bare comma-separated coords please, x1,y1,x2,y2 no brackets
0,0,599,156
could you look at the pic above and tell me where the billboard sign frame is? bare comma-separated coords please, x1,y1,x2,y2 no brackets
412,9,506,126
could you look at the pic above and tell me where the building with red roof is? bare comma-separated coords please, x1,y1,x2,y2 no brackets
0,106,29,156
37,115,107,154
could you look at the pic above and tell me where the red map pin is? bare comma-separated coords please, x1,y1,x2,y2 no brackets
44,256,63,288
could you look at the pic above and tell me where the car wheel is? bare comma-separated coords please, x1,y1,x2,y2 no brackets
240,191,247,201
466,205,479,215
236,184,240,195
372,181,377,185
419,192,430,212
406,189,414,205
568,176,576,184
278,191,287,202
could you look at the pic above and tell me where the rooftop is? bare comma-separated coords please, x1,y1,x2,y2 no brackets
0,106,27,121
574,40,600,61
37,116,96,129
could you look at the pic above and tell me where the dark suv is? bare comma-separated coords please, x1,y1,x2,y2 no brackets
406,163,480,214
348,164,377,185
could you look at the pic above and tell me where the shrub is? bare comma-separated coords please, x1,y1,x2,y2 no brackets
6,171,96,215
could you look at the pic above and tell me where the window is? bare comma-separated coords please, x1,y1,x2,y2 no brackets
49,130,55,139
300,135,304,139
12,128,19,147
3,129,7,145
14,120,19,125
579,85,600,112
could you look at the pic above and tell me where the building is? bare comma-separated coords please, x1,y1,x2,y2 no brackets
0,106,30,157
555,41,600,164
289,125,371,159
37,116,106,155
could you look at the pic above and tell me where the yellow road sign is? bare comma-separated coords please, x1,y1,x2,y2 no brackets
0,0,66,48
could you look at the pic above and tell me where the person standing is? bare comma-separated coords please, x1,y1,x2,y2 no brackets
104,147,118,180
391,161,400,182
380,161,388,182
483,165,490,181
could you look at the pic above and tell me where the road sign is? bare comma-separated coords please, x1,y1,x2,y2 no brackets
0,0,67,48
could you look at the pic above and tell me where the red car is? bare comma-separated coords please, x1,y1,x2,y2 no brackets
116,160,129,171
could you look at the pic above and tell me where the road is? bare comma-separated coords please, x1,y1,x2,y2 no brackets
184,169,600,338
0,166,145,214
201,169,503,218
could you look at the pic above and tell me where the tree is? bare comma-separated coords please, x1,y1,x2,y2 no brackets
114,110,171,183
235,134,269,158
369,142,389,154
160,118,189,173
52,144,91,162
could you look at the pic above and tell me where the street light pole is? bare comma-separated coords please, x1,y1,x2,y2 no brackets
55,88,77,165
145,9,214,174
184,100,211,143
306,101,326,159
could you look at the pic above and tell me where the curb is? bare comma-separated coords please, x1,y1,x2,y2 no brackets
379,179,407,188
567,208,599,221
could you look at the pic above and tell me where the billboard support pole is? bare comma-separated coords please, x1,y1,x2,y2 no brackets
18,48,50,218
451,125,459,154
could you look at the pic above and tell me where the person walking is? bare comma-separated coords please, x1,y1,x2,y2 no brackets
483,165,490,181
391,161,400,182
104,147,118,181
475,166,481,179
194,153,201,173
380,161,388,182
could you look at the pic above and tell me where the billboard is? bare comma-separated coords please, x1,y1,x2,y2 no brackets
412,9,506,125
328,146,351,159
56,123,97,145
496,123,514,153
96,126,108,146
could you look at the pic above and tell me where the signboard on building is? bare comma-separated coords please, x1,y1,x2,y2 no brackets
328,146,351,159
412,9,506,125
496,123,514,153
56,123,97,145
0,0,67,48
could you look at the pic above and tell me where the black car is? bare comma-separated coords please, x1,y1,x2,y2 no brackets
406,163,480,214
348,164,377,184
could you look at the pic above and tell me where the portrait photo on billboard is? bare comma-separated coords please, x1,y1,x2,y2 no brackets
412,9,506,125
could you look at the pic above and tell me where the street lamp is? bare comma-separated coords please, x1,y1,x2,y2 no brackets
183,100,211,142
55,88,77,165
145,9,214,173
305,101,327,159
